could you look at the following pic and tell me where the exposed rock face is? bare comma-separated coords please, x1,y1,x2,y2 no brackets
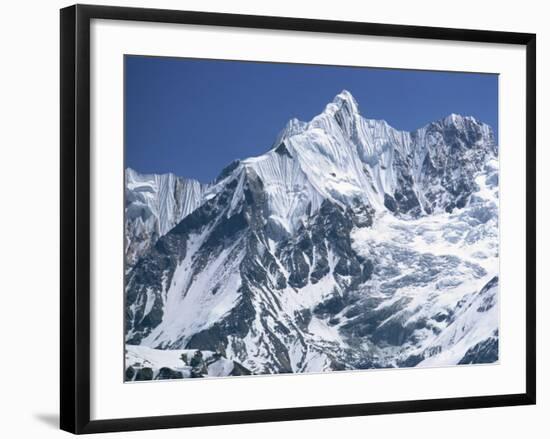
125,91,499,378
125,345,250,380
458,331,499,365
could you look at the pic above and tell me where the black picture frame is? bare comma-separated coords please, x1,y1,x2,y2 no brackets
60,4,536,434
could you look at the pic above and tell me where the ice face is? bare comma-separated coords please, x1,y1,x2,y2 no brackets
125,168,209,268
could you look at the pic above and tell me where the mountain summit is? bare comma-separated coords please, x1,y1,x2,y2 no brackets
125,91,499,378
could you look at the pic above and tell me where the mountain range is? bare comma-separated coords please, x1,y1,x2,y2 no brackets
124,90,499,380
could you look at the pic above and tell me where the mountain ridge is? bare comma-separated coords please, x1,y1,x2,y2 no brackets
126,89,496,253
124,90,499,378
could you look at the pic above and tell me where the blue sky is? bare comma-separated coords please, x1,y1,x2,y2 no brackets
125,56,498,183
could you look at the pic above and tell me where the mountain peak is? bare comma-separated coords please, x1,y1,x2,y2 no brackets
441,113,481,128
273,117,307,146
333,89,358,105
326,89,360,115
275,91,361,146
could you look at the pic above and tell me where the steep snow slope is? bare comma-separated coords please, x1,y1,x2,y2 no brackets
202,90,496,234
125,168,209,267
125,90,499,378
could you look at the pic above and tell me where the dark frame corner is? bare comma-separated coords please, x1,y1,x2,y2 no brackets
60,4,536,434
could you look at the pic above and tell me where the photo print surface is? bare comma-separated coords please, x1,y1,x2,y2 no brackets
124,56,499,381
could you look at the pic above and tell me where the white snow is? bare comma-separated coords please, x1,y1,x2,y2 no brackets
140,231,244,349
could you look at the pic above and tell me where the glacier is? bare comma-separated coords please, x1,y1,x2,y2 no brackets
124,90,499,380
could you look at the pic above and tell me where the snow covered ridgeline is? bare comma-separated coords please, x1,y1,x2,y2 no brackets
125,168,208,269
125,90,497,268
125,90,499,377
125,345,251,381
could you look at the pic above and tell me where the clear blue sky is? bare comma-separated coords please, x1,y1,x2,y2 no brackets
125,55,498,183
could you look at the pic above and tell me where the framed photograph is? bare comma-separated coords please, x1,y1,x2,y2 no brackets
60,4,536,434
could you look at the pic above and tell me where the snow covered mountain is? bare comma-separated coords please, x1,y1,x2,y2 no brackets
125,90,499,379
125,168,208,268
